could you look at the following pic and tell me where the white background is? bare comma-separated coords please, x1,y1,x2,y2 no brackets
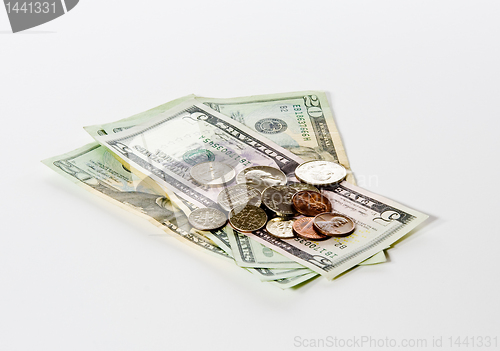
1,1,499,350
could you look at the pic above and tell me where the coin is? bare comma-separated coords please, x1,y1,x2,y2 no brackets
217,184,262,211
288,182,320,193
190,161,235,186
236,166,287,192
292,217,329,241
294,160,347,186
265,217,296,239
313,212,356,237
261,185,298,216
292,190,332,217
228,205,268,232
188,208,227,230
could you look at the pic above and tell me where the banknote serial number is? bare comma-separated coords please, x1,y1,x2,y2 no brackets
5,2,57,13
292,105,311,142
199,136,251,166
294,237,346,253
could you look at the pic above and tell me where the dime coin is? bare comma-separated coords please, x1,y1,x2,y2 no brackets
228,205,268,232
188,208,227,230
294,160,347,186
292,217,329,241
261,185,298,216
236,166,287,192
313,212,356,237
265,217,296,239
292,190,332,217
190,161,235,186
217,184,262,211
288,182,320,193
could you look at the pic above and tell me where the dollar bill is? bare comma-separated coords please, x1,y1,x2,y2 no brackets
196,91,355,184
84,95,387,265
267,272,318,289
227,223,388,269
92,99,305,209
194,226,312,281
358,250,386,265
244,181,429,280
84,94,195,137
42,142,232,261
224,226,306,269
85,92,353,182
250,268,313,282
43,143,315,285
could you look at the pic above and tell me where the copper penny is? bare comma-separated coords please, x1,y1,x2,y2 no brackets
292,190,332,217
292,217,329,241
313,212,356,237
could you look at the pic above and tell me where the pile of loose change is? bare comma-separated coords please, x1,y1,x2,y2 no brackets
188,160,356,241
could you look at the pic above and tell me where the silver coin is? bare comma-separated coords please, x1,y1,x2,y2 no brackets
288,182,320,193
228,205,267,232
190,161,235,186
261,185,298,216
188,208,227,230
236,166,286,192
217,184,262,211
265,217,296,239
294,161,347,186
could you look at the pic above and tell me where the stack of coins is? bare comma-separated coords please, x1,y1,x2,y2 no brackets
191,160,356,240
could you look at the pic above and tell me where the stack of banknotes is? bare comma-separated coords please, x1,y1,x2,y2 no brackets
43,92,428,289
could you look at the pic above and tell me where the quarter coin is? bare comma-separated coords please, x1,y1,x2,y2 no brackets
292,217,329,241
265,217,296,239
190,161,235,186
188,208,227,230
236,166,286,192
313,212,356,237
294,160,347,186
261,185,298,216
228,205,268,232
292,190,332,217
217,184,262,211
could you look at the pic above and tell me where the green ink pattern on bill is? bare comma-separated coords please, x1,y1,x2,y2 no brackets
42,143,232,261
196,91,355,184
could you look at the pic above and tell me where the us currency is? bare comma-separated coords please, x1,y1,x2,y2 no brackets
193,226,313,281
244,181,429,280
358,250,386,265
85,92,353,183
267,272,318,289
225,221,387,268
92,99,305,210
198,90,388,273
43,143,313,286
253,268,314,282
225,226,306,269
84,94,195,137
42,142,232,261
84,95,386,265
196,91,355,184
196,92,393,265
